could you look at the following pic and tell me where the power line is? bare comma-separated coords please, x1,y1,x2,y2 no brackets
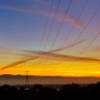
60,0,89,55
64,0,88,45
63,0,100,56
80,32,100,55
44,0,62,50
49,0,73,50
38,0,100,57
41,0,62,64
33,0,54,65
79,3,100,55
39,0,54,50
76,1,100,41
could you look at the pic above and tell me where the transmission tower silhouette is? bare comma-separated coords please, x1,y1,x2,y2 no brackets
25,70,30,85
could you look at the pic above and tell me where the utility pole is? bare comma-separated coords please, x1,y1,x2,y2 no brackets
25,70,30,86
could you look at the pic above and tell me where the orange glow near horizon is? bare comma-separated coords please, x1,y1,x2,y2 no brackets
0,58,100,77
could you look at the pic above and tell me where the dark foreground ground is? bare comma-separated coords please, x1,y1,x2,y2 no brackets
1,82,100,100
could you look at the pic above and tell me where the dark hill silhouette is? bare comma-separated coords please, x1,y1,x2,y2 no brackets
0,74,100,85
0,82,100,100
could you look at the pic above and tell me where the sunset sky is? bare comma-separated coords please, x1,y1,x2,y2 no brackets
0,0,100,79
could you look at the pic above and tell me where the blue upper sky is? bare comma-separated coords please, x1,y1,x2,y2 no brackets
0,0,100,55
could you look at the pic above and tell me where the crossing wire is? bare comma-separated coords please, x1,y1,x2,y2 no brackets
75,1,100,43
48,0,73,50
41,0,62,64
78,3,100,55
59,0,89,54
63,0,89,46
44,0,62,50
39,0,54,50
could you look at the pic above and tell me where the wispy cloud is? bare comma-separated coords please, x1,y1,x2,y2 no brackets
0,31,100,71
0,5,100,71
38,10,87,31
24,50,100,63
0,57,38,71
0,6,37,14
0,49,100,71
0,5,97,32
